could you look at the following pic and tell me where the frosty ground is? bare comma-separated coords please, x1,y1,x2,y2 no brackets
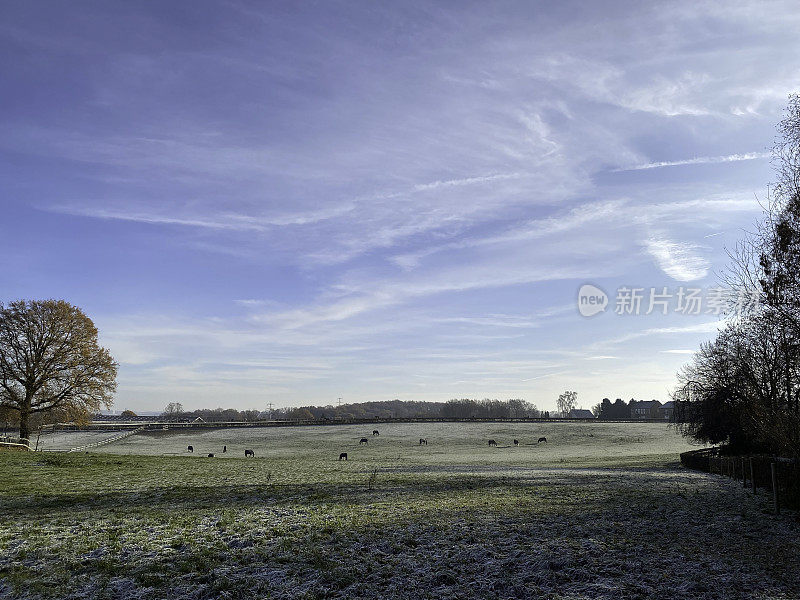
1,422,798,599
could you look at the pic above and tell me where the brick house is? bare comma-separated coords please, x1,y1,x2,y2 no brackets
659,401,675,420
629,400,662,419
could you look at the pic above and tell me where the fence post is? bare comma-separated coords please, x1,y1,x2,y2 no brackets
771,462,780,515
750,458,756,494
742,458,747,487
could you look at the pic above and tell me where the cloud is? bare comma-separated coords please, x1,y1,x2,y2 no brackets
603,321,723,347
255,259,603,331
644,235,711,281
412,172,522,192
433,314,540,329
614,152,769,172
47,201,357,231
5,0,800,411
521,371,568,382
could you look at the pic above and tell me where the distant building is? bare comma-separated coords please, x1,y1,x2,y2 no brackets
659,401,675,420
568,408,595,419
629,400,662,419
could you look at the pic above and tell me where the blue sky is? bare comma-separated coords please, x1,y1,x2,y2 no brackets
1,1,798,413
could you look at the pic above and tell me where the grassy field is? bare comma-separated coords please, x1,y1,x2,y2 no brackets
1,422,799,599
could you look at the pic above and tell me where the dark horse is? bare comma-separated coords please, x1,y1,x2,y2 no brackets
187,445,193,453
339,452,348,461
419,438,427,445
372,430,380,436
207,453,215,458
488,439,497,447
538,437,547,444
359,438,368,445
223,445,227,453
244,449,254,457
513,439,519,446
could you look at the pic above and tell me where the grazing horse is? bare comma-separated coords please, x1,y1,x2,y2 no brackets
372,430,379,436
339,452,348,461
488,439,497,447
187,445,193,453
419,438,427,445
538,437,547,444
513,439,519,446
223,445,227,453
207,453,215,458
359,438,368,445
244,449,254,457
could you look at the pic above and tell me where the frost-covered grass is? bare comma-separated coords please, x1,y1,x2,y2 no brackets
1,423,798,599
99,420,694,465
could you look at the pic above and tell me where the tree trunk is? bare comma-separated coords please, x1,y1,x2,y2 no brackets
18,410,30,444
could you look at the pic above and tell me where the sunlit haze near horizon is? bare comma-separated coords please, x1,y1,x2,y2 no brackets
2,1,799,413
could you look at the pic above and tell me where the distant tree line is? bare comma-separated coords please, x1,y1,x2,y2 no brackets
155,397,682,423
159,398,541,422
160,402,262,423
439,398,539,419
673,95,800,457
284,398,540,420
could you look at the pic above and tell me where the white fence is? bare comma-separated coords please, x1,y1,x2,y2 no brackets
0,436,30,451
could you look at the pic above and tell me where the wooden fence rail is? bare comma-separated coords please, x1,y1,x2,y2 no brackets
681,447,800,513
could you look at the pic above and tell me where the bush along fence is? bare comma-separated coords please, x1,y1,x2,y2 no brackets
681,448,800,514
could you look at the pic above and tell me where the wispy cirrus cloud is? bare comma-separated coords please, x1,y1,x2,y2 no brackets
614,152,769,172
412,172,523,192
644,235,711,281
2,0,797,411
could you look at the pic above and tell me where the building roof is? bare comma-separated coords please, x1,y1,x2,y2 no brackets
569,409,595,419
629,400,662,407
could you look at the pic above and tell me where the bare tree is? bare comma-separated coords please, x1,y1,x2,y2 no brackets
724,94,800,332
675,95,800,456
162,402,184,417
0,300,118,442
557,391,577,417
